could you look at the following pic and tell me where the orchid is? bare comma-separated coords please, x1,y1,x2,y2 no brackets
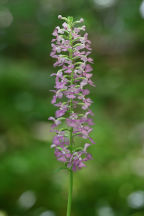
49,15,95,216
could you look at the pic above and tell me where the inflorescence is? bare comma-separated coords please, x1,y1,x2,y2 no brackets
49,15,95,171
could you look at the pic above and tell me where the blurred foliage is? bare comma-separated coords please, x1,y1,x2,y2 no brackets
0,0,144,216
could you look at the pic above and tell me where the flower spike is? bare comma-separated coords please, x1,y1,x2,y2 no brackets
49,15,95,172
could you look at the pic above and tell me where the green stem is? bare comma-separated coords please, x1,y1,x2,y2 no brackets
66,20,74,216
66,136,73,216
66,170,73,216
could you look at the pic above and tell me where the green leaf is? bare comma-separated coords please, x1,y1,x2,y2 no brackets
78,114,84,117
74,62,83,66
75,85,80,88
73,43,82,48
56,147,63,151
57,117,66,120
60,128,70,132
74,132,81,136
74,147,83,152
64,75,70,78
72,37,81,42
68,16,73,23
61,35,68,40
58,88,67,92
75,77,85,80
77,102,85,105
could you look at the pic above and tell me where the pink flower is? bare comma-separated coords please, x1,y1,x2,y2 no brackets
49,15,95,171
48,117,61,127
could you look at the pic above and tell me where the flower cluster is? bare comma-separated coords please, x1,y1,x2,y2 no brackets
49,15,95,171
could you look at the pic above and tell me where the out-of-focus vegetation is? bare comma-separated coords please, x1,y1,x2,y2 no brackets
0,0,144,216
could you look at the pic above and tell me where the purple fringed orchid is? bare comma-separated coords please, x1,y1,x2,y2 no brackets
49,15,95,172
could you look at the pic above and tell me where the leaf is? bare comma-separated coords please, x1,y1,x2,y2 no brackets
73,43,82,48
74,62,83,66
60,128,70,132
64,75,70,78
75,77,85,80
59,88,67,92
56,147,63,151
77,102,85,105
75,85,80,88
57,117,66,120
61,35,68,40
74,147,83,152
68,16,73,23
72,37,81,42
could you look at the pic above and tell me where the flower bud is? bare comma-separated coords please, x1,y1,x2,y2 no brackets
58,15,62,19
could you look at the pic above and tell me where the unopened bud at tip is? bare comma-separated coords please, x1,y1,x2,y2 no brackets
58,15,62,19
80,18,84,23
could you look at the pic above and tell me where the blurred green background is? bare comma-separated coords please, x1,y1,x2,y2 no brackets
0,0,144,215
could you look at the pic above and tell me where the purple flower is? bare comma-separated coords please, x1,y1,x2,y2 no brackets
56,109,67,118
49,15,95,171
48,117,61,127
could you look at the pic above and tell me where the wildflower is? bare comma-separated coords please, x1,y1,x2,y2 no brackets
49,15,95,172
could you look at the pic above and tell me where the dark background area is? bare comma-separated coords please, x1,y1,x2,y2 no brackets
0,0,144,215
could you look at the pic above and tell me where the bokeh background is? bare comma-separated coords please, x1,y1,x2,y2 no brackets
0,0,144,215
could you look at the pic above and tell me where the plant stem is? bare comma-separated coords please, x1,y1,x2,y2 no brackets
66,19,74,216
66,146,73,216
